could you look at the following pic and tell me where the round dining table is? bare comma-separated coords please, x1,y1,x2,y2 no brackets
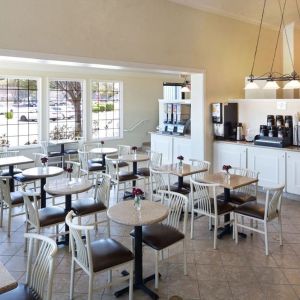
108,199,168,299
89,147,118,166
44,177,93,245
22,166,64,208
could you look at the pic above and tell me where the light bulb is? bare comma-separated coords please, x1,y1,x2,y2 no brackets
283,80,300,89
244,81,259,90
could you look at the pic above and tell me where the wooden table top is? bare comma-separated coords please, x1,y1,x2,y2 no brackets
108,200,168,226
0,155,33,167
158,163,208,177
0,261,17,294
89,147,118,155
201,172,258,190
118,154,149,162
22,166,64,178
44,178,93,196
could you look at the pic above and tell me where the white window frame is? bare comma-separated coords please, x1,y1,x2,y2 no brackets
0,74,42,149
89,79,123,141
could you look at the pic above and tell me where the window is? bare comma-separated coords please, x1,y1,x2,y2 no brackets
91,81,122,139
0,77,39,147
48,80,83,140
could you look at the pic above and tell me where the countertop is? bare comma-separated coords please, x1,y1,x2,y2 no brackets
214,139,300,152
149,131,191,139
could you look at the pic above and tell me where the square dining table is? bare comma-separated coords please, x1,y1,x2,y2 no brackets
0,261,17,294
0,155,33,191
201,172,258,238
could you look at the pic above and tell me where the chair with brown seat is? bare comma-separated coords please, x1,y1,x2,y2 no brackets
131,190,188,289
190,178,234,249
22,188,67,250
0,233,57,300
218,167,259,206
66,211,134,300
106,156,144,202
0,176,38,237
234,184,284,256
72,173,111,232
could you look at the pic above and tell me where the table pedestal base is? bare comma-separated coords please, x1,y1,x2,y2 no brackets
114,273,160,299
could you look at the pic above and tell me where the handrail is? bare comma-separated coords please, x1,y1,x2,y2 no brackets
124,119,149,132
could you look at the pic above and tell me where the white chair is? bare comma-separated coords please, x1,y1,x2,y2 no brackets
106,156,143,202
22,188,67,250
116,144,131,169
131,190,188,289
66,211,134,300
0,176,30,237
149,168,171,202
0,150,22,176
72,173,111,232
40,140,63,167
234,184,285,256
0,233,57,300
190,178,234,249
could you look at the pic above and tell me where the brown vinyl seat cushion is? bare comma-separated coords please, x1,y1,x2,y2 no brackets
137,167,150,177
39,206,67,227
72,198,107,216
87,160,105,172
170,185,190,195
217,191,256,205
91,238,134,272
64,149,78,155
1,168,23,176
130,223,184,251
0,283,38,300
211,199,234,215
115,161,129,168
118,171,139,182
48,151,62,157
10,191,40,206
234,202,265,220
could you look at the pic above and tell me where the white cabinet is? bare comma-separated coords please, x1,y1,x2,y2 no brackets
151,134,173,164
247,147,285,187
286,152,300,195
173,137,191,163
213,142,247,172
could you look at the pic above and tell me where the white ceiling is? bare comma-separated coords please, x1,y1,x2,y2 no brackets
168,0,300,28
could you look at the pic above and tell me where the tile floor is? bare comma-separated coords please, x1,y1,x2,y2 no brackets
1,179,300,300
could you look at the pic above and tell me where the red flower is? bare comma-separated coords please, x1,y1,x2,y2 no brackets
222,165,232,172
100,140,104,145
132,146,137,151
177,155,184,161
64,166,73,173
41,157,48,164
132,188,144,196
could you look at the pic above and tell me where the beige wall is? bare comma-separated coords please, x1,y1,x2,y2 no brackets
0,0,283,160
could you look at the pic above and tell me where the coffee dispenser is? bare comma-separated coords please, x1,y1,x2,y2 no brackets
212,102,238,140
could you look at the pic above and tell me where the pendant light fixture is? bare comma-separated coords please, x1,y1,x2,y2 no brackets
245,0,300,90
181,75,191,93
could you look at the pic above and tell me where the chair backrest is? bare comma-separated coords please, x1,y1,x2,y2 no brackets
64,161,81,179
33,152,47,167
0,150,19,158
118,145,131,155
66,211,94,274
78,149,89,172
94,173,111,207
230,167,259,197
149,168,170,201
105,156,118,179
189,159,211,181
160,190,189,234
25,232,57,300
22,189,40,228
149,151,162,168
265,185,285,221
83,142,99,152
190,178,219,217
76,137,86,151
0,176,12,206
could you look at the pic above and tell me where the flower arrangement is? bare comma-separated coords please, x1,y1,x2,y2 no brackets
133,188,143,210
132,146,137,154
41,156,48,167
222,165,232,174
100,140,104,146
64,166,73,173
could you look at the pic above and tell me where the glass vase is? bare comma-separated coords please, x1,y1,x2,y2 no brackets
134,195,141,211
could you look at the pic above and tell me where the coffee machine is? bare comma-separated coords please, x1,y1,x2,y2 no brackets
212,102,238,140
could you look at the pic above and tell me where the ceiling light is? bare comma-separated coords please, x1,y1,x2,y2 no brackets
244,80,259,90
263,80,280,90
283,79,300,89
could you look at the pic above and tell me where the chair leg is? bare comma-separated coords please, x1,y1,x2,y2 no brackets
116,182,119,203
234,214,238,244
70,260,75,299
107,218,111,238
208,217,212,231
88,274,94,300
129,261,133,300
213,218,217,250
190,205,194,239
0,200,3,227
7,208,12,237
264,221,269,256
154,250,159,289
250,218,253,236
24,221,29,252
278,214,283,246
183,240,187,275
108,269,112,284
94,214,98,232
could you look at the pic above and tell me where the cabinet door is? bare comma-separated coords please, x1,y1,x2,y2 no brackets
151,134,173,164
173,138,191,164
247,147,285,187
213,143,247,172
286,152,300,195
